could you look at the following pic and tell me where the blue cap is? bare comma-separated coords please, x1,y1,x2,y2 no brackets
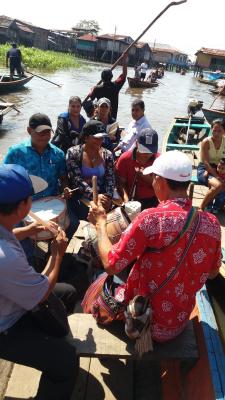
0,164,48,204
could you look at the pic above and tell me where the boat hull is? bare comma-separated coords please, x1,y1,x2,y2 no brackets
202,107,225,124
0,75,33,93
127,77,158,88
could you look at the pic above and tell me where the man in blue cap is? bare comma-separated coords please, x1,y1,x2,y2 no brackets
86,53,128,119
0,164,78,400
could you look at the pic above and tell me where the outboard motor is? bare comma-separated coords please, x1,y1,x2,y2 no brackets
187,98,203,116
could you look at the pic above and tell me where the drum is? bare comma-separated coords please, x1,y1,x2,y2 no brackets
24,196,70,240
82,201,141,257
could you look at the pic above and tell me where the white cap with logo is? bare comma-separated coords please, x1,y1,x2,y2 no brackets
143,150,192,182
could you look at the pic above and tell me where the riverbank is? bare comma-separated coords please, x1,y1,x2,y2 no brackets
0,44,83,71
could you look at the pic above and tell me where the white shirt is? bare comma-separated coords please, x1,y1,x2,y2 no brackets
120,115,152,152
140,63,148,74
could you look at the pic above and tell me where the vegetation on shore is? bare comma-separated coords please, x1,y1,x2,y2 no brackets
0,44,82,71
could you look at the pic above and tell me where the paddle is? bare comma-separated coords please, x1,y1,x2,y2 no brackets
0,96,21,113
25,68,62,88
83,0,186,103
92,176,98,205
185,115,192,143
209,93,221,109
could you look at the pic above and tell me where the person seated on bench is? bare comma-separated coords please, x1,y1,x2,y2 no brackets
197,118,225,211
0,164,78,400
84,151,221,343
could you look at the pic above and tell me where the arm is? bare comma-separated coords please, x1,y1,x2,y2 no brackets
200,139,220,178
66,146,93,199
41,229,68,300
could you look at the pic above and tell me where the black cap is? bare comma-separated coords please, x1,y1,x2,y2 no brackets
29,113,52,133
81,120,107,138
101,69,113,82
137,128,158,154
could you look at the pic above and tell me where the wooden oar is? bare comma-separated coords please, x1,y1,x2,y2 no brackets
25,70,62,87
185,115,192,144
83,0,186,103
0,96,21,113
209,93,221,109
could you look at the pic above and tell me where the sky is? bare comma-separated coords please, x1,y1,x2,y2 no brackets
1,0,225,59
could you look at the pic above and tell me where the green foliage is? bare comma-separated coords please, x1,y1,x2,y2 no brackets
73,19,100,33
0,44,82,71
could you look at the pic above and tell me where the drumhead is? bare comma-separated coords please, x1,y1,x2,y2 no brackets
25,198,65,222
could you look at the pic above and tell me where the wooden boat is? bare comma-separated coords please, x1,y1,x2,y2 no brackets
0,102,15,124
202,107,225,124
210,88,225,96
0,74,33,93
127,77,158,89
196,77,218,86
161,115,211,154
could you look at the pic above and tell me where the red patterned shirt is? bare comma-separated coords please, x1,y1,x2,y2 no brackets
108,198,221,342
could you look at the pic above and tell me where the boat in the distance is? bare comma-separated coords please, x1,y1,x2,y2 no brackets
202,107,225,124
196,77,218,86
127,77,158,89
0,101,15,124
0,74,33,93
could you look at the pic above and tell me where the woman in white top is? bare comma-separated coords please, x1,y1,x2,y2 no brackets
197,118,225,210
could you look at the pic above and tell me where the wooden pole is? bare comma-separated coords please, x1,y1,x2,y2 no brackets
25,70,62,87
0,96,21,113
83,0,187,103
92,176,98,205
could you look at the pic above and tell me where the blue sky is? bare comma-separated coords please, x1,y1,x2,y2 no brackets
1,0,224,58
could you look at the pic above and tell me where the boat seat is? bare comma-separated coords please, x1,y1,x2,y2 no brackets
166,143,199,151
69,314,199,371
174,123,210,129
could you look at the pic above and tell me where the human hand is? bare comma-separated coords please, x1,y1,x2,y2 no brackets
26,220,58,237
88,201,107,226
62,186,73,199
98,194,112,212
50,228,68,257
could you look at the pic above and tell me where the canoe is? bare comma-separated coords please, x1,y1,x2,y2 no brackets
127,77,158,89
209,89,225,96
202,107,225,124
0,101,15,124
0,74,33,93
161,115,211,154
196,77,218,86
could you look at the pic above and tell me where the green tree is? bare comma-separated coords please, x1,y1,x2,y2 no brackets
73,20,100,34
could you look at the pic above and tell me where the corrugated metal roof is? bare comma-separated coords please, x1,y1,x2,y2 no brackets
16,22,34,33
98,34,132,41
195,47,225,57
0,15,13,29
149,42,186,55
78,33,98,42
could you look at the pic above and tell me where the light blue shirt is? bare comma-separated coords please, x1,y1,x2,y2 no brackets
120,115,152,152
3,139,66,200
0,225,49,332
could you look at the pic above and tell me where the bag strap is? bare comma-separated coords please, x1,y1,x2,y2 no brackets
148,210,201,300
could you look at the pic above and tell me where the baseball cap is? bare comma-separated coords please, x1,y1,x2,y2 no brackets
0,164,48,204
143,150,192,182
137,128,158,154
81,120,108,138
29,113,52,133
101,69,113,81
97,97,111,107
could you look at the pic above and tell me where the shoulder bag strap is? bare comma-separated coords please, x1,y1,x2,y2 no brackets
149,211,201,300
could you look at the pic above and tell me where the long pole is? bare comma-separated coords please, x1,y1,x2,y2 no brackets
25,70,62,87
111,25,117,65
83,0,187,103
0,96,21,113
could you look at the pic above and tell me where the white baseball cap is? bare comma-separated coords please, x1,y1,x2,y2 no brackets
143,150,192,182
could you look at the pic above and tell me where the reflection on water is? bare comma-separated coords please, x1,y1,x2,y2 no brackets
0,64,217,159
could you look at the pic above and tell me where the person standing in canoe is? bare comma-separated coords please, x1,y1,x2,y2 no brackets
6,43,23,80
86,53,128,119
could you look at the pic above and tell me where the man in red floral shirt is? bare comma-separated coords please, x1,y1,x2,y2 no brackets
87,151,221,342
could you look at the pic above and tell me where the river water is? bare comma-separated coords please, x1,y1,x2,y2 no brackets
0,63,216,159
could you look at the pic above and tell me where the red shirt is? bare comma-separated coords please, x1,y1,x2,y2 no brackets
116,149,159,199
108,198,221,342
